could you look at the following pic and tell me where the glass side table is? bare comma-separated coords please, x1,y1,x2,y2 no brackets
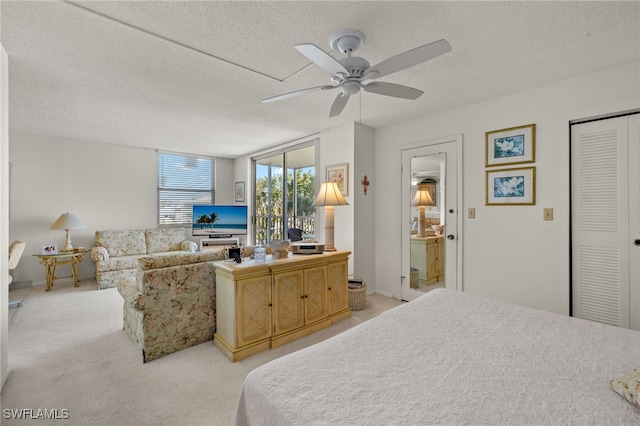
33,250,88,291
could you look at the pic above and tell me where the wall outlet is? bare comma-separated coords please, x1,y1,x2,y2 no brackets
468,208,476,219
543,208,553,221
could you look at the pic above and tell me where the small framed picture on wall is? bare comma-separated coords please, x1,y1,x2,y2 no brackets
326,163,349,196
235,181,245,202
485,123,535,167
486,166,536,206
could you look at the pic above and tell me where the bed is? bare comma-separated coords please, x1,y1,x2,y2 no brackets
235,289,640,425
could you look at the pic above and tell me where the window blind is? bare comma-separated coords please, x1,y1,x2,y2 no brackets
157,152,215,225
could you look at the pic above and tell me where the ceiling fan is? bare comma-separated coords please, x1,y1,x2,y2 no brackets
262,29,451,117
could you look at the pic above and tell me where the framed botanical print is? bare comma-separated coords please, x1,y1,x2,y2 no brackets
486,167,536,206
486,123,535,167
326,163,348,196
234,181,245,202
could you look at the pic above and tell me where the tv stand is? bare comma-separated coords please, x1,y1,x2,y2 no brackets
200,237,239,251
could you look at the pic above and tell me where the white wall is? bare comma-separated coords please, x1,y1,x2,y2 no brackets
314,122,378,286
1,43,10,388
318,122,376,281
319,123,356,270
9,133,157,285
215,158,235,205
353,124,376,289
8,133,233,285
375,60,640,314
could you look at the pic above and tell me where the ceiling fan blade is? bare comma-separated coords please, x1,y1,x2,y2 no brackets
366,39,451,80
329,93,350,117
262,85,338,103
362,82,424,100
295,43,348,76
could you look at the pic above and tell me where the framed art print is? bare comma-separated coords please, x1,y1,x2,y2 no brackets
486,167,536,206
485,123,535,167
326,163,349,196
234,181,245,202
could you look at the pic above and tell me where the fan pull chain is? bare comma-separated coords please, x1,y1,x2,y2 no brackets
359,92,362,127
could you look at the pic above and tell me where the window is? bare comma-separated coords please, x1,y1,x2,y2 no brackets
157,151,215,226
253,142,316,244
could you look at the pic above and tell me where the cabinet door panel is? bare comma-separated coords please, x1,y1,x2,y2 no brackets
437,239,445,281
236,276,272,347
327,261,348,314
305,266,328,323
426,240,437,284
273,270,304,335
410,240,427,281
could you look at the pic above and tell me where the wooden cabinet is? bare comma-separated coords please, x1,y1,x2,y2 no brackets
213,251,351,362
410,236,444,285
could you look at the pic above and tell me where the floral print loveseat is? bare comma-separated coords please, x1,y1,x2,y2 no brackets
91,228,197,289
117,250,225,362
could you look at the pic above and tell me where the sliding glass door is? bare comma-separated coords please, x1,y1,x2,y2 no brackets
253,142,316,244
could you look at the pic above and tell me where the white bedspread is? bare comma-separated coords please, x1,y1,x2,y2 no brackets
235,289,640,425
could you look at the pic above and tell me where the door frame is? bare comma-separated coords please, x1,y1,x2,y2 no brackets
400,135,464,300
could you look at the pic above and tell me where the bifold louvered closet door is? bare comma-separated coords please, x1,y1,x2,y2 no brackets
571,113,640,330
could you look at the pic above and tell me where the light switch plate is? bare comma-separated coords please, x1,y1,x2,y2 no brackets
468,208,476,219
544,208,553,221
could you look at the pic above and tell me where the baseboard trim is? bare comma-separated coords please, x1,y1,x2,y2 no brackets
374,289,395,299
9,280,32,290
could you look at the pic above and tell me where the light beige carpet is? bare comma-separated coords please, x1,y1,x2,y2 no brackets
2,279,402,426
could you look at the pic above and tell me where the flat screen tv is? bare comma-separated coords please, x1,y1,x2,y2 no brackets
192,205,248,237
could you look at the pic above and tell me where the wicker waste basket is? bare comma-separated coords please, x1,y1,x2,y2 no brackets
348,274,367,311
410,267,419,288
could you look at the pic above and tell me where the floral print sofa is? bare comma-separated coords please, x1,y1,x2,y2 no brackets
91,228,197,289
117,250,225,362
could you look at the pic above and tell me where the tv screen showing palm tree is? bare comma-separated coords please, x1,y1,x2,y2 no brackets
192,205,248,236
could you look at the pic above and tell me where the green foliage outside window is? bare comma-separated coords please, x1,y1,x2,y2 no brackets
255,168,315,242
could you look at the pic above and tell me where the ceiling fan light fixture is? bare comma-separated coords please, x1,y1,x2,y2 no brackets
342,80,361,95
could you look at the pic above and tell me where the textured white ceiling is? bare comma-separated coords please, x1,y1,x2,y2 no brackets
1,1,639,158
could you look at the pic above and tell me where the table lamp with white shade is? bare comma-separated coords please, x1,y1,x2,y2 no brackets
412,182,436,237
313,182,349,251
50,212,86,252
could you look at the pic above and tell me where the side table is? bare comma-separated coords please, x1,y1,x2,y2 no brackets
33,250,88,291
